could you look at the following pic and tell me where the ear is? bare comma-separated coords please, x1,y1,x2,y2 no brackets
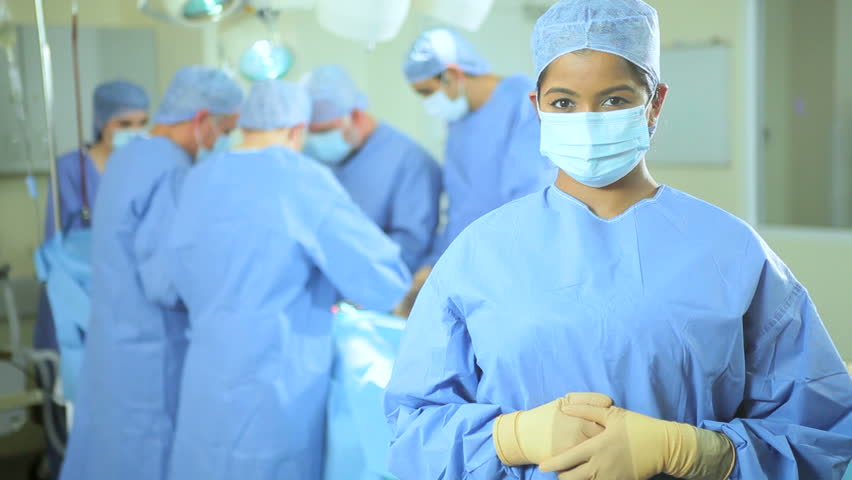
648,83,669,128
528,90,539,114
444,65,465,83
193,109,211,126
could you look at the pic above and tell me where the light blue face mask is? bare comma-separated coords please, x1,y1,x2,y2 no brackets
304,129,353,166
538,104,652,188
196,133,233,163
111,128,146,149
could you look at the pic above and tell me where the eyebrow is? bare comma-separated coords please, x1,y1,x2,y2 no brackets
597,84,639,96
544,84,639,97
544,87,578,96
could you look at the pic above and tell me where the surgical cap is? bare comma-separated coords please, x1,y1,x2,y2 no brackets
303,64,369,124
531,0,660,85
154,65,244,124
402,28,492,84
93,80,149,138
238,79,311,130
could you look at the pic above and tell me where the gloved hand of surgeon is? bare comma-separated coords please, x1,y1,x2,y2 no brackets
535,396,736,480
492,392,613,466
494,392,736,480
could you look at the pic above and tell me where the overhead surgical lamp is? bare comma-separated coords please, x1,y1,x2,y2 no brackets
238,7,293,81
138,0,243,26
316,0,411,46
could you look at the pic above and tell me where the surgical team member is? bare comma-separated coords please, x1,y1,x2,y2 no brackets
35,80,149,353
384,1,852,479
304,64,441,272
165,79,410,480
60,66,243,480
402,28,556,271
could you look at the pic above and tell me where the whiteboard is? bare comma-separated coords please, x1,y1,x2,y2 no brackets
0,25,158,174
647,45,730,165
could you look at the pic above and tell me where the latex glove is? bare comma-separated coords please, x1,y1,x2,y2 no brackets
393,265,432,318
540,402,736,480
493,392,613,466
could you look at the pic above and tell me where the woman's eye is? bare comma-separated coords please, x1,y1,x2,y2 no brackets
118,120,132,128
603,97,630,107
549,98,573,109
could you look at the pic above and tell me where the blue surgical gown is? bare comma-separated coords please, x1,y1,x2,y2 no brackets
165,146,411,480
60,136,190,480
425,74,557,266
385,185,852,479
35,150,101,353
332,122,441,272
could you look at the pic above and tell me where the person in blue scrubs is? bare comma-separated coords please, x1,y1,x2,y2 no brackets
35,80,149,353
60,66,243,480
304,64,441,273
402,28,556,271
385,1,852,479
166,79,410,480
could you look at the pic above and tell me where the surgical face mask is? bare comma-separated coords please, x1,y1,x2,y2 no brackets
422,86,469,123
538,104,652,188
111,128,146,149
304,129,353,166
195,124,231,162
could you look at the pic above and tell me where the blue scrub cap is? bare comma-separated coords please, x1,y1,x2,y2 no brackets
531,0,660,85
238,79,311,130
303,64,368,124
93,80,149,138
402,28,492,84
154,65,244,124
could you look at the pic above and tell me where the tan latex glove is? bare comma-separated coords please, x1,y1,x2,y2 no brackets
492,392,613,466
393,265,432,318
540,402,736,480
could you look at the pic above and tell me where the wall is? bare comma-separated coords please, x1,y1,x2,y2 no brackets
0,0,849,357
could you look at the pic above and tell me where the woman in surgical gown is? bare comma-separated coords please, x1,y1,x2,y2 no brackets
384,1,852,479
35,80,149,352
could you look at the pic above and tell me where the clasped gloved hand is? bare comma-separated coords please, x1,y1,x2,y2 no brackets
540,399,736,480
492,392,614,466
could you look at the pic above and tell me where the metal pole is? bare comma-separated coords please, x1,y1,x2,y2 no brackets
34,0,61,234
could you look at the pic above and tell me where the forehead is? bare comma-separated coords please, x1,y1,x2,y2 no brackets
540,50,639,91
111,110,148,122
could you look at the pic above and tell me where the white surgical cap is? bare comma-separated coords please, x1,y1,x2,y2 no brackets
303,64,368,124
154,65,244,125
402,28,492,84
531,0,660,85
239,79,311,130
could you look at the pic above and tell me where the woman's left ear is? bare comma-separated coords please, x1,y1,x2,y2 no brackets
648,83,669,128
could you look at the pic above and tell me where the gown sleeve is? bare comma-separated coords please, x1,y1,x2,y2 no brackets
306,183,412,312
387,151,442,272
384,263,527,479
133,166,187,310
700,243,852,479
